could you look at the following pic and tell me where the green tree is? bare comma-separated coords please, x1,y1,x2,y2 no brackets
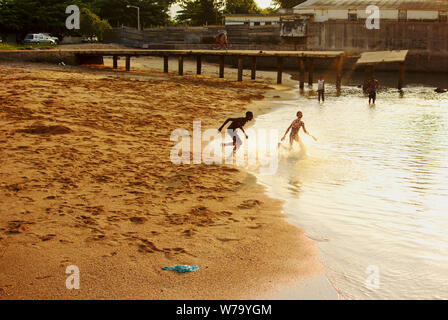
273,0,306,9
176,0,223,26
0,0,86,36
0,0,23,32
78,7,111,39
92,0,175,28
224,0,260,14
0,0,174,38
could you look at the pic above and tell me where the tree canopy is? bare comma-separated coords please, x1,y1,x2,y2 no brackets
92,0,175,29
176,0,224,26
79,7,111,39
224,0,260,15
0,0,175,37
0,0,273,33
273,0,306,9
175,0,263,26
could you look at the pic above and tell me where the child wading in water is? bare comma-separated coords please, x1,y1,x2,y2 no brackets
219,111,254,152
281,111,317,147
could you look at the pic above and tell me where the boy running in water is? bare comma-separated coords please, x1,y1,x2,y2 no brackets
219,111,253,152
281,111,317,147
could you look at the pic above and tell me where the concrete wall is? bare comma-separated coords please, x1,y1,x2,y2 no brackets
62,36,83,44
0,51,80,65
307,21,448,53
104,25,282,48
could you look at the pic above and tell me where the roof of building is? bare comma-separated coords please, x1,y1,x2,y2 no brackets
224,13,283,17
294,0,448,11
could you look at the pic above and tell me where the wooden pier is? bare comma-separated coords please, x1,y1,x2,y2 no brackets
356,50,409,90
0,49,345,91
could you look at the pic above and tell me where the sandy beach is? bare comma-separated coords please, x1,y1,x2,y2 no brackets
0,58,328,299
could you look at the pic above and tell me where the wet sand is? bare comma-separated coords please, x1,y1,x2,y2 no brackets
0,59,327,299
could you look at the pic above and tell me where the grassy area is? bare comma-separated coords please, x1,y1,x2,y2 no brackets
0,43,57,50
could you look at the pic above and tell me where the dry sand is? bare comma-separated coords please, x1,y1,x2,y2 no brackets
0,58,326,299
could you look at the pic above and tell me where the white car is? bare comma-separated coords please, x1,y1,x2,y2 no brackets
41,33,60,44
23,33,56,45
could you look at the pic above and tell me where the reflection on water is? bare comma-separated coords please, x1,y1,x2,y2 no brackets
250,84,448,299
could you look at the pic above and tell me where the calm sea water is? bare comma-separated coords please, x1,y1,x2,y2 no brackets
249,83,448,299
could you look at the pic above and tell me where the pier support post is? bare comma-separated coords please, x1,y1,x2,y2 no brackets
398,62,405,90
336,56,343,96
113,56,118,69
163,56,168,73
299,58,305,89
125,56,131,71
178,56,183,76
196,55,202,75
238,57,243,82
308,58,314,87
277,57,283,84
219,56,225,78
251,57,257,80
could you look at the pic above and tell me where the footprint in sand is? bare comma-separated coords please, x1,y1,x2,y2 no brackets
17,125,72,135
137,238,162,253
3,220,35,234
129,217,147,224
182,229,196,237
237,199,262,209
39,234,56,241
216,237,240,242
247,223,263,230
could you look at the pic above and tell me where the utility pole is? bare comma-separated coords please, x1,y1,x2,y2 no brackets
127,5,140,31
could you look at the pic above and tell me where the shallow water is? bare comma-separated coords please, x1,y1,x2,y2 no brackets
249,84,448,299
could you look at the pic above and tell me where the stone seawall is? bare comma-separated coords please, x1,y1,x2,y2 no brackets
0,50,80,65
0,50,104,66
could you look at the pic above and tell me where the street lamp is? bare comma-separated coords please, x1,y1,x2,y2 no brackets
126,4,140,31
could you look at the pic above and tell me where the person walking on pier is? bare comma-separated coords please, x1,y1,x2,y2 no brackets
317,76,325,103
215,31,229,50
367,76,379,105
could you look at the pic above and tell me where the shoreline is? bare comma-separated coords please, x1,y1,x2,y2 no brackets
112,56,340,299
0,58,336,299
239,74,340,300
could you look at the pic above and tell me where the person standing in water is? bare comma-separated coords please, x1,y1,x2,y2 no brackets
219,111,253,152
281,111,317,147
367,76,379,105
317,75,325,103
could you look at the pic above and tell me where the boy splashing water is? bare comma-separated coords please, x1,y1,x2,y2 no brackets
281,111,317,148
219,111,254,153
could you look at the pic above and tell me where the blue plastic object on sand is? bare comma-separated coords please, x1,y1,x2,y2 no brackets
162,265,199,273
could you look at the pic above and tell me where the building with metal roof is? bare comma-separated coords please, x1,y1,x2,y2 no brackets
224,13,283,26
288,0,448,22
293,0,448,11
